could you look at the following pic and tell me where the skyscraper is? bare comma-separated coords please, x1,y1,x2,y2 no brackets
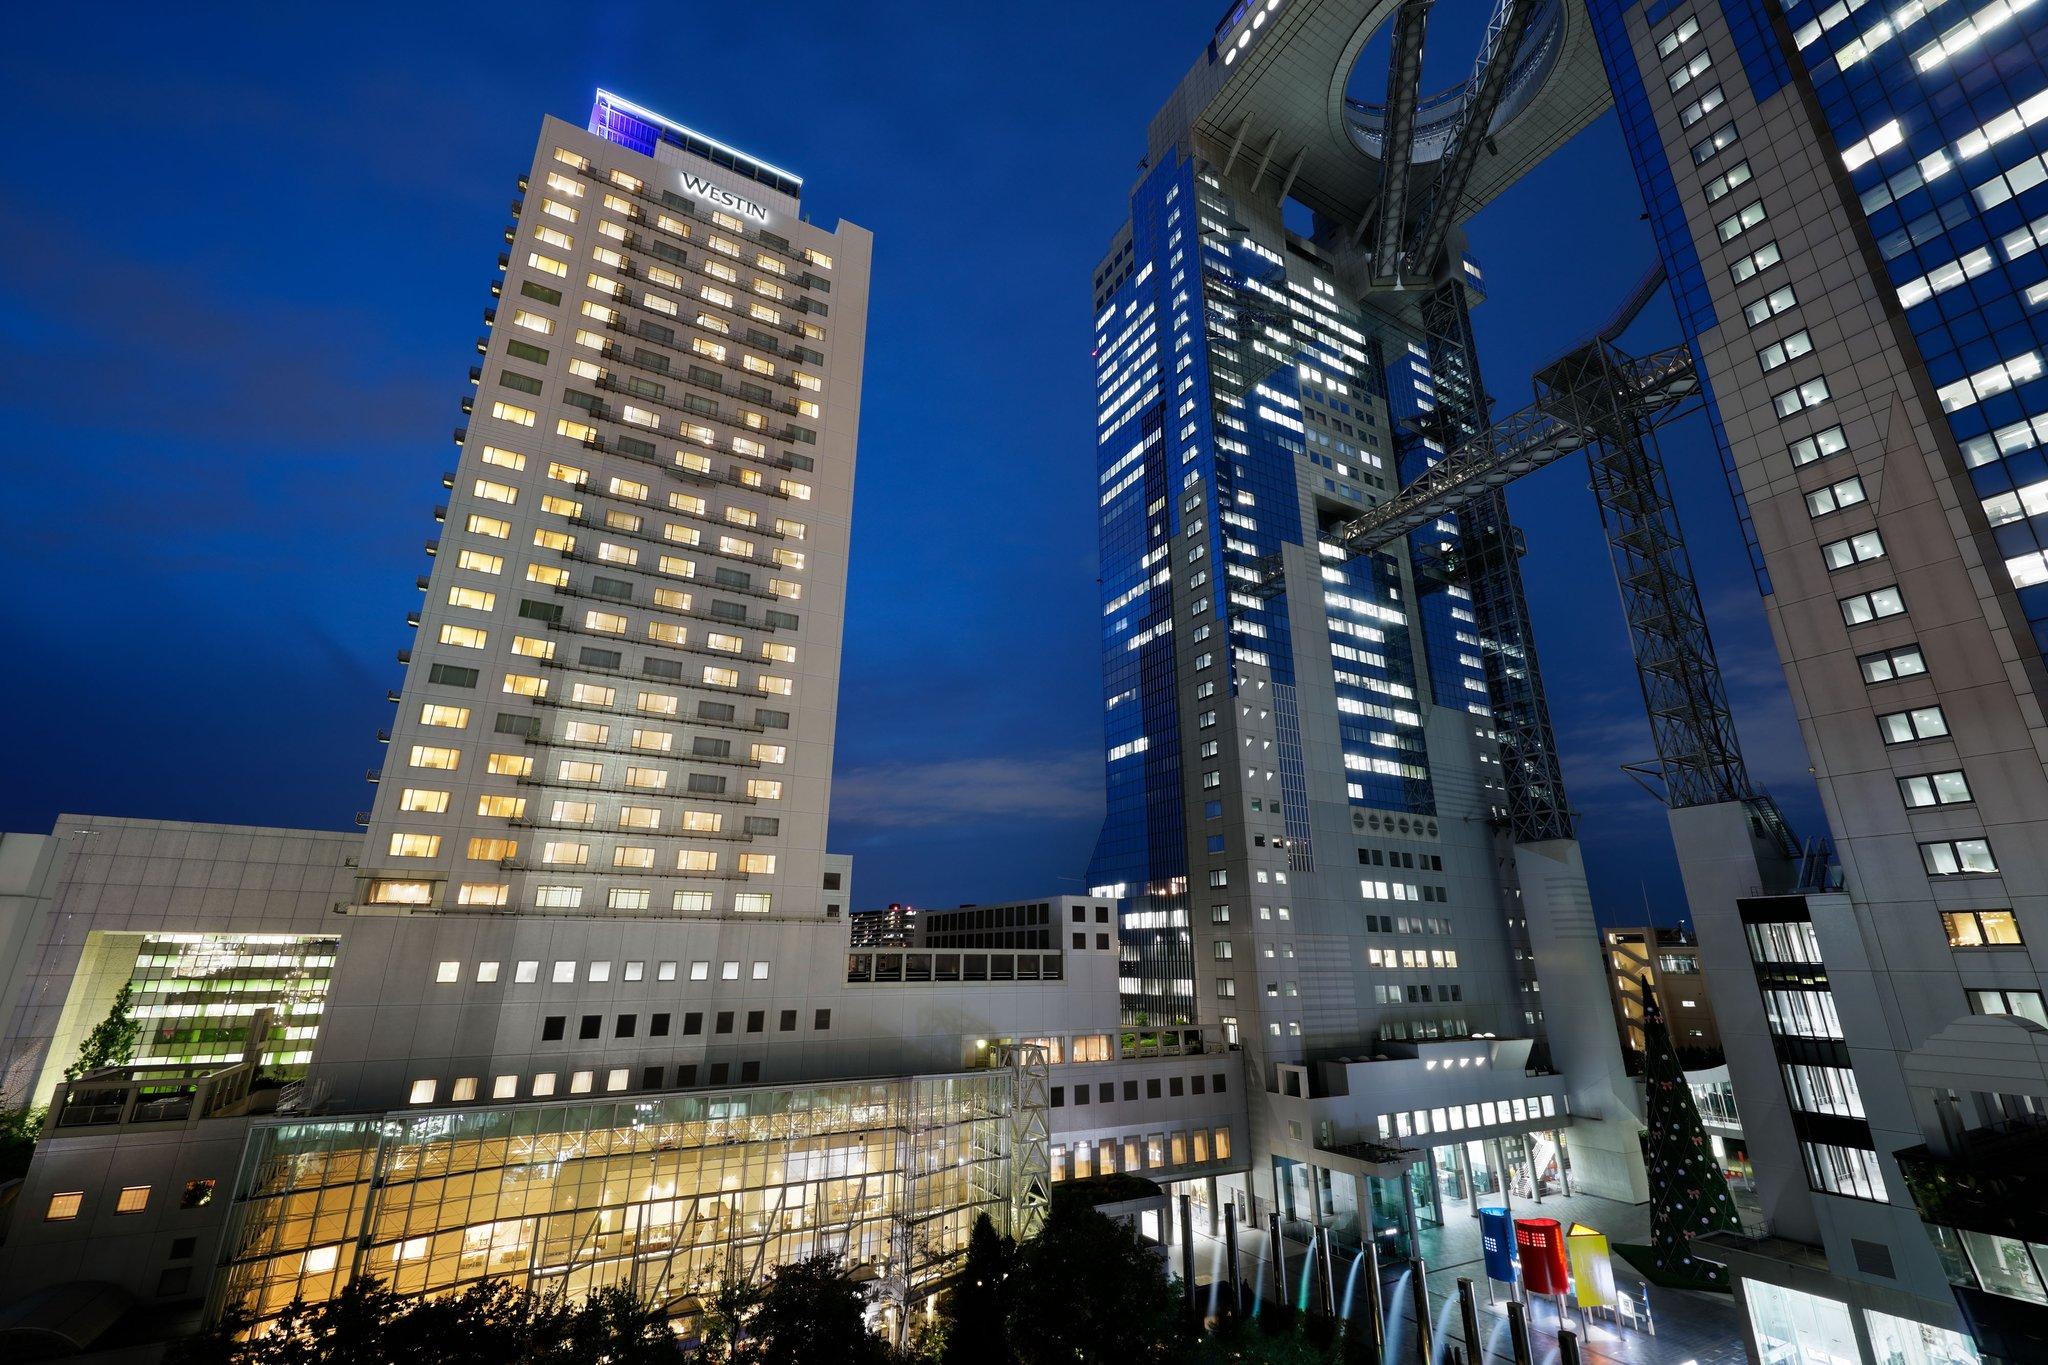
315,91,869,1109
1592,0,2048,1358
1086,0,1650,1218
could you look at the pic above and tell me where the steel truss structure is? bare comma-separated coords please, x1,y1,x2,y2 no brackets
1416,281,1577,843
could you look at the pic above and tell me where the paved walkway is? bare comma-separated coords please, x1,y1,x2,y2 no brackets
1397,1190,1748,1365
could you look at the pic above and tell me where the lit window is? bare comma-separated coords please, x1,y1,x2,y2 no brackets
408,1079,437,1105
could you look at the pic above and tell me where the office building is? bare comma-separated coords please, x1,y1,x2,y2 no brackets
1085,0,1653,1243
846,901,919,946
1591,0,2048,1358
1604,924,1723,1066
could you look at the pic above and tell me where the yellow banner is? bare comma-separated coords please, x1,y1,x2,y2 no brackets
1568,1223,1615,1308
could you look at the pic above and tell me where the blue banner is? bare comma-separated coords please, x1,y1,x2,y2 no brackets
1480,1206,1516,1283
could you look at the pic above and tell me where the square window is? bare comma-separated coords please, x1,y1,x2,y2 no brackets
46,1191,84,1221
115,1185,151,1214
181,1180,216,1210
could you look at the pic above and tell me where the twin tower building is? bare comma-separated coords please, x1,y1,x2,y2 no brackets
3,0,2048,1360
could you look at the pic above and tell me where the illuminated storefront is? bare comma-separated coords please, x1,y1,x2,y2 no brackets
213,1069,1037,1328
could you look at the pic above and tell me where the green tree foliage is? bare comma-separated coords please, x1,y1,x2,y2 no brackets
0,1105,44,1182
1006,1198,1187,1365
65,983,141,1080
1640,985,1741,1289
164,1277,687,1365
939,1213,1015,1365
741,1253,891,1364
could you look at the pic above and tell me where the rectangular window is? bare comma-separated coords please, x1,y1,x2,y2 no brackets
1942,909,2024,946
1772,375,1831,418
1805,476,1866,516
1839,586,1905,625
1757,329,1813,373
1969,988,2048,1027
1877,705,1949,743
1899,770,1972,807
1921,839,1998,876
115,1185,151,1214
1859,644,1928,682
1745,284,1796,326
1821,530,1885,570
1731,240,1782,284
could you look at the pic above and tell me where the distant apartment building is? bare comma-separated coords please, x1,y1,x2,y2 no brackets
847,901,919,947
1604,924,1723,1066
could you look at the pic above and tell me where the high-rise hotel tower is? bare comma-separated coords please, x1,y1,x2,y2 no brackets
1592,0,2048,1359
1086,0,1652,1219
313,93,868,1110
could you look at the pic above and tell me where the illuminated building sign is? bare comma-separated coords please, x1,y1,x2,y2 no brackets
681,173,769,223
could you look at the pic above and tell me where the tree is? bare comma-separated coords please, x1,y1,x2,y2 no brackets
162,1276,686,1365
65,983,141,1080
0,1105,44,1182
742,1254,890,1365
940,1213,1014,1365
1639,985,1740,1288
1006,1197,1186,1365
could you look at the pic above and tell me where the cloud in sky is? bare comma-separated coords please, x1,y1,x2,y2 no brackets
833,750,1102,830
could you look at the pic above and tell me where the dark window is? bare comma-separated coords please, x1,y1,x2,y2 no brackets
429,664,478,688
1098,1083,1113,1103
615,1014,636,1038
779,1009,797,1031
677,1064,698,1087
698,701,736,721
520,280,562,305
1097,934,1109,950
814,1009,831,1030
1123,1081,1138,1101
746,1010,764,1033
645,657,683,680
1147,1078,1162,1099
1050,1087,1065,1108
740,1061,760,1082
688,773,728,794
541,1016,565,1041
757,709,790,728
1096,907,1109,922
592,576,634,601
1072,906,1085,923
1073,933,1086,949
1192,1075,1206,1095
1169,1077,1183,1097
169,1237,197,1261
506,340,549,365
517,599,562,624
640,1066,663,1088
180,1180,216,1210
683,1012,703,1035
715,1011,734,1034
580,647,621,669
579,1015,601,1040
494,714,539,737
651,1013,671,1037
499,370,543,395
708,1062,729,1085
158,1267,192,1297
745,817,781,836
1214,1073,1227,1093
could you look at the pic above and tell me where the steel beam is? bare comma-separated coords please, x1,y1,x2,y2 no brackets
1404,0,1541,276
1371,0,1435,282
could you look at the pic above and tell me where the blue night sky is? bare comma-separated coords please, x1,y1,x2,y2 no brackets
0,2,1822,925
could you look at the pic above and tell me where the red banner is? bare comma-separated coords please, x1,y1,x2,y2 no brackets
1514,1217,1568,1295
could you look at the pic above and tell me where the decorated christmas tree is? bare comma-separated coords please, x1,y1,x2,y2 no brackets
1640,984,1740,1289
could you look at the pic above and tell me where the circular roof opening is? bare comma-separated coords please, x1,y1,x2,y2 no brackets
1343,0,1566,164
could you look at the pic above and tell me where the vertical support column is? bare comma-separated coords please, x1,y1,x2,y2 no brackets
1411,1256,1433,1365
1507,1298,1534,1365
1225,1203,1242,1318
1271,1209,1290,1309
1180,1191,1197,1317
1458,1277,1484,1365
1558,1327,1584,1365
